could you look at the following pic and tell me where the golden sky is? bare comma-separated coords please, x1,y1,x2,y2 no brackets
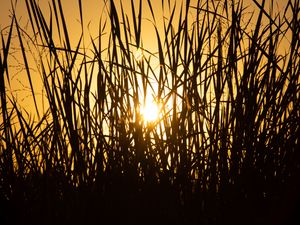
1,0,291,35
0,0,291,53
0,0,292,115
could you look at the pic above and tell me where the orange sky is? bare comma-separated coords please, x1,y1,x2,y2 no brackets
1,0,292,50
0,0,292,115
1,0,291,34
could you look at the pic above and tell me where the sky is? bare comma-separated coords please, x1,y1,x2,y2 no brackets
0,0,291,33
0,0,292,51
0,0,292,115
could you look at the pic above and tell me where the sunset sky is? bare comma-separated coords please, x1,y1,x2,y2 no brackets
0,0,292,115
1,0,291,38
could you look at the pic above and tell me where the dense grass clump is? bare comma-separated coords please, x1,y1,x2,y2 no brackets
0,0,300,224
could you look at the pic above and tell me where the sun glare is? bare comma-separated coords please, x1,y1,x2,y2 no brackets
141,98,160,123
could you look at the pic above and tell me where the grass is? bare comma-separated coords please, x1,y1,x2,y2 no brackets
0,0,300,224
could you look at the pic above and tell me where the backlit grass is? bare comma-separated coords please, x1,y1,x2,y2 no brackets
0,0,299,224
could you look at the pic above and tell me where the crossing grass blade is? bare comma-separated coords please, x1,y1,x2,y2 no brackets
0,0,299,224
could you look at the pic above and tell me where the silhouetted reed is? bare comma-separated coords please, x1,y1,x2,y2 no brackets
0,0,299,224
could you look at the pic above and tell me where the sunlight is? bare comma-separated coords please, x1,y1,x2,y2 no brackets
134,47,144,61
140,97,160,123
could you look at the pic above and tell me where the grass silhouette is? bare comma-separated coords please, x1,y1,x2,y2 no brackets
0,0,300,224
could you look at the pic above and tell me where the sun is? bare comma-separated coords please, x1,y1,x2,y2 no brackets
140,98,160,123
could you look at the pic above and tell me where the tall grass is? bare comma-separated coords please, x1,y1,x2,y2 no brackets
1,0,300,224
